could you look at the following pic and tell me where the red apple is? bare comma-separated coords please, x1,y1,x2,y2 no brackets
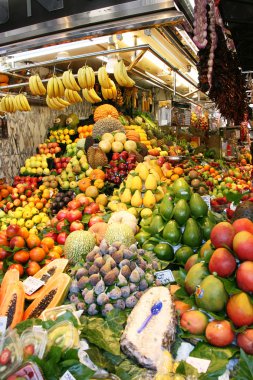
67,200,81,210
77,195,90,207
112,153,120,160
67,209,82,223
6,224,21,238
56,220,65,232
56,209,69,221
57,232,68,245
84,202,100,214
70,221,84,232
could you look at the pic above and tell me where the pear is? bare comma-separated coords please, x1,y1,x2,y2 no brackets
145,174,157,190
131,190,143,207
125,175,133,189
130,175,143,191
137,164,149,181
120,188,132,204
143,190,156,208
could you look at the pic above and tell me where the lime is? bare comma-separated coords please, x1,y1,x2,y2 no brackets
143,242,155,251
175,245,194,265
135,231,151,245
154,242,174,261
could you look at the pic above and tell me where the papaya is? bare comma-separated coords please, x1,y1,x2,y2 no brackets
0,281,25,328
173,199,191,226
195,275,228,312
185,262,209,295
162,220,181,245
198,217,215,240
0,268,19,306
23,273,71,320
182,218,202,248
159,195,174,221
25,258,69,301
189,193,208,218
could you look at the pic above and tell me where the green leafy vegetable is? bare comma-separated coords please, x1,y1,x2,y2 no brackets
115,358,153,380
232,349,253,380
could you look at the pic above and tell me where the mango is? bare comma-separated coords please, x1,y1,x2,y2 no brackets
195,275,228,312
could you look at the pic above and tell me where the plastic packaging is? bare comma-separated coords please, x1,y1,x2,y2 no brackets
41,304,77,322
7,361,44,379
47,321,79,352
21,327,47,359
0,329,23,379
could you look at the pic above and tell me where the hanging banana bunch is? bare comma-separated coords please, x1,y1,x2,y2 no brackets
46,95,71,110
64,89,82,104
77,66,95,89
47,75,65,98
0,94,31,112
82,88,102,104
101,79,117,100
114,60,135,87
29,74,46,96
97,66,111,89
62,69,80,91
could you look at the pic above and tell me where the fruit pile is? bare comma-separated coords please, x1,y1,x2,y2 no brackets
136,178,214,262
77,124,93,138
53,157,71,174
0,225,63,277
37,142,61,155
175,218,253,353
50,190,75,215
21,155,51,176
105,151,137,184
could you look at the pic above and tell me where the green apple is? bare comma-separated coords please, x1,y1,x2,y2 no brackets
69,181,77,189
62,181,70,190
43,168,50,175
20,167,26,174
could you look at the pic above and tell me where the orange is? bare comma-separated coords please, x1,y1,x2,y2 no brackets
41,237,55,249
36,201,43,210
29,247,46,262
171,174,179,181
174,167,184,175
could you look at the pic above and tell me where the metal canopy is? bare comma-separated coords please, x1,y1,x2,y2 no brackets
219,0,253,72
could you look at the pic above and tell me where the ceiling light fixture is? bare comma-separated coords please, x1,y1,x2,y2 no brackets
6,36,110,62
175,26,199,55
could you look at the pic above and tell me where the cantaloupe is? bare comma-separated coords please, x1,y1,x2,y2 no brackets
64,230,96,263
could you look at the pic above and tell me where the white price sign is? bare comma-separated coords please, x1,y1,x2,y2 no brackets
155,270,175,285
201,195,211,209
23,277,45,295
60,370,76,380
186,357,211,373
0,317,7,335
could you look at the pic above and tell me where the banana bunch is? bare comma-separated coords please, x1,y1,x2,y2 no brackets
47,76,65,98
98,66,111,89
114,60,135,87
65,89,82,104
62,70,80,91
29,74,46,96
101,79,117,100
46,96,71,110
82,88,102,104
77,66,95,89
0,94,31,112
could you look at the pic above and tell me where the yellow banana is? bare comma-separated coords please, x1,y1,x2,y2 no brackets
9,96,17,112
88,88,102,103
56,77,65,97
119,60,135,87
55,97,71,107
29,75,39,95
77,67,87,89
14,95,23,111
85,66,95,89
47,77,55,98
98,66,111,89
3,96,10,112
65,89,74,103
52,76,59,97
114,60,126,86
72,90,82,103
49,97,65,110
63,70,80,91
101,87,108,100
19,94,31,111
82,88,95,104
35,74,46,95
46,96,57,109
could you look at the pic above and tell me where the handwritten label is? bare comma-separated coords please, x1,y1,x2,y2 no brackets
201,195,211,209
60,371,76,380
0,317,7,335
186,357,211,373
23,277,45,295
155,270,175,285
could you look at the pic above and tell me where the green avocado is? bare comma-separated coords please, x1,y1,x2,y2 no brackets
182,218,202,248
162,220,181,245
159,195,174,221
173,199,191,226
189,193,208,218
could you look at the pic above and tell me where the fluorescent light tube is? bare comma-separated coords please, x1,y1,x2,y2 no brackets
7,36,109,62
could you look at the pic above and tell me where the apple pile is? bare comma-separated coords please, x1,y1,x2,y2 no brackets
12,176,41,189
53,157,71,174
105,151,137,185
0,225,63,277
49,194,102,244
38,142,61,155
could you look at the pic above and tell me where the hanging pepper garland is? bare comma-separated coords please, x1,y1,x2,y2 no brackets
193,1,247,124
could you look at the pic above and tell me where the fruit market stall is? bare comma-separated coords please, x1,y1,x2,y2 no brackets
0,1,253,379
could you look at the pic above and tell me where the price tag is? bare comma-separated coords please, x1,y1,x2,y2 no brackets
186,357,211,373
230,202,237,211
60,371,76,380
23,277,45,295
201,195,211,209
155,270,175,285
0,317,7,335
